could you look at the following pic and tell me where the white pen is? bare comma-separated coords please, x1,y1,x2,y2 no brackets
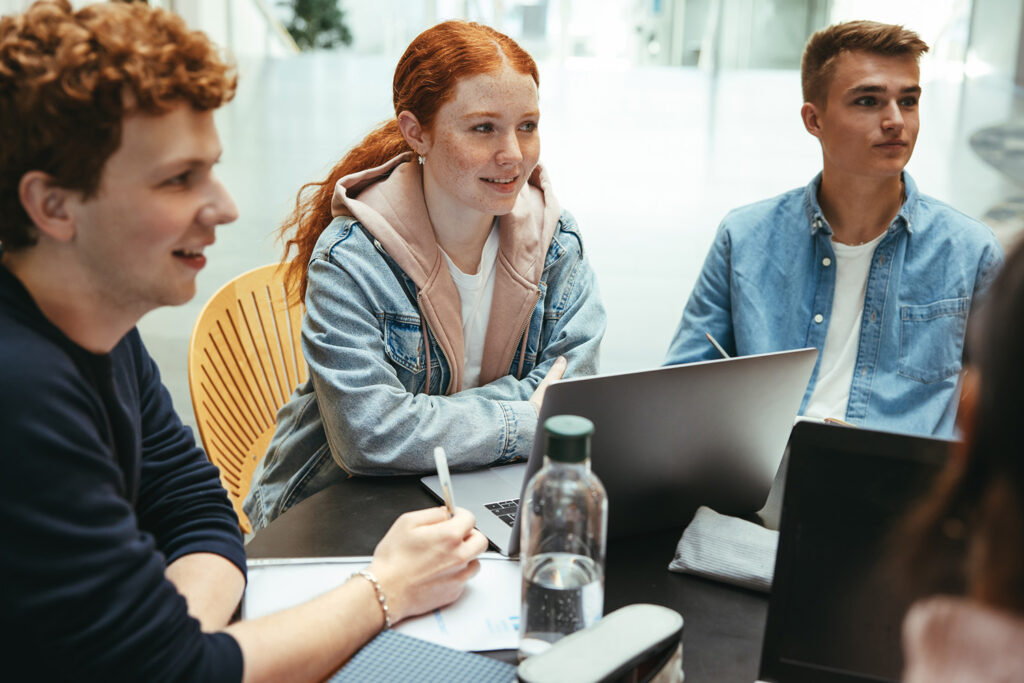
433,446,456,518
705,331,731,359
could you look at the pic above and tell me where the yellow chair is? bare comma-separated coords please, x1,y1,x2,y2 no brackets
188,264,307,533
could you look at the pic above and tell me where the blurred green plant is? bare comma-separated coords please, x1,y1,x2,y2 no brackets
279,0,353,50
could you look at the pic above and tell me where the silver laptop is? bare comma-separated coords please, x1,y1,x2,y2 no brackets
423,348,817,556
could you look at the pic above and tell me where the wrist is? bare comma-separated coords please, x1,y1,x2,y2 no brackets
367,562,410,624
350,569,391,630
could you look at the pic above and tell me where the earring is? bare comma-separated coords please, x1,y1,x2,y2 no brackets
418,154,425,165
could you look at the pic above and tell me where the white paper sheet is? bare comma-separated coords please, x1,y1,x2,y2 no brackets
243,552,521,651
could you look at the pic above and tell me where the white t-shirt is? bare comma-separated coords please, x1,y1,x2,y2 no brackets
803,231,886,421
440,222,500,389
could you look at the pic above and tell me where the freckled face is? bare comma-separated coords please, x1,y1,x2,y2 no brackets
809,50,921,179
420,66,540,225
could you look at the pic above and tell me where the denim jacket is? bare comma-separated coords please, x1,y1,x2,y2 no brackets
665,172,1002,437
245,156,606,530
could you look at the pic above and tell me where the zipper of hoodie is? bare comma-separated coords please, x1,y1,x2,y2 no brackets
416,292,454,395
513,289,543,380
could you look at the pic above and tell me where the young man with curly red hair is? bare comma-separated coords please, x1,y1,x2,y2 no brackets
0,2,485,680
666,20,1002,438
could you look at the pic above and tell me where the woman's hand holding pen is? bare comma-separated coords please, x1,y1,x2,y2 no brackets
367,506,487,625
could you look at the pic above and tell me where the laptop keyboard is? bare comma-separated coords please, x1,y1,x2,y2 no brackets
484,498,520,527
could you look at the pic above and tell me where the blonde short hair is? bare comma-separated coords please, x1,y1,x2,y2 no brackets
801,20,928,105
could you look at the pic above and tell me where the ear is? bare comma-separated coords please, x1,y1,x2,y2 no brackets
18,171,77,243
801,102,823,140
397,110,430,156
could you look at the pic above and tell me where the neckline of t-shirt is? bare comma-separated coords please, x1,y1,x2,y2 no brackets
830,229,886,256
441,220,500,287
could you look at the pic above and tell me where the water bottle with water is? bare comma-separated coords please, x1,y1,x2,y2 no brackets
519,415,607,660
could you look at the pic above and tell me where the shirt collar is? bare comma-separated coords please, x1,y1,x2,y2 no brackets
804,170,919,237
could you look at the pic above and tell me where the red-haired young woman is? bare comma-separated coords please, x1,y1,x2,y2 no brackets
244,21,606,530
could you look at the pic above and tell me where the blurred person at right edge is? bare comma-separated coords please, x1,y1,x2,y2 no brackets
899,237,1024,682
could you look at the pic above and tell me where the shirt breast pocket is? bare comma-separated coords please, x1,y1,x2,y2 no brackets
382,314,431,391
897,297,969,384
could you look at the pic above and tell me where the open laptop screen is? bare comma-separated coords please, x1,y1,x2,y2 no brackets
759,422,955,683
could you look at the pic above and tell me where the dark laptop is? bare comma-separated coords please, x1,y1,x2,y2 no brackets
757,421,954,683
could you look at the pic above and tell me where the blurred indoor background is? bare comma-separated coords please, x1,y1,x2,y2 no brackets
3,0,1022,434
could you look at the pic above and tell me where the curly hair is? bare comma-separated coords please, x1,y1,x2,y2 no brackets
801,20,928,106
0,0,237,250
279,20,539,302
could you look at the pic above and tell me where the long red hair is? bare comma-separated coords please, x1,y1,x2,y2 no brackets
281,21,539,301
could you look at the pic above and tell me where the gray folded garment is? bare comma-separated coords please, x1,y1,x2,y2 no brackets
668,506,779,593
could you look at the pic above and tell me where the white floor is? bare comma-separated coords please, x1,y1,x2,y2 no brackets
138,51,1024,433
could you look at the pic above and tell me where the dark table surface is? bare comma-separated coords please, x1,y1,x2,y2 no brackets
245,476,769,683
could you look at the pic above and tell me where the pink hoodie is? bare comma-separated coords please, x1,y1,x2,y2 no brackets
330,152,562,393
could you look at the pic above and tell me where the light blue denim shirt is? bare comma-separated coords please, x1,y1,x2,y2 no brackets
245,209,605,531
665,172,1002,437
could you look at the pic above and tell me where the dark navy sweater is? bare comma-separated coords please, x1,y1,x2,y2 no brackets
0,264,247,681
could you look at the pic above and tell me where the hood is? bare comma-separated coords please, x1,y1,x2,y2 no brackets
331,152,562,392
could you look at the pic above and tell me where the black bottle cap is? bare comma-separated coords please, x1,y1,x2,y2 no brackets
543,415,594,463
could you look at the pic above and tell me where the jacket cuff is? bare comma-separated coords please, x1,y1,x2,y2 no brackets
498,400,539,464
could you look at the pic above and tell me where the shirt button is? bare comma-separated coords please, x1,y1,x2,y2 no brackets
878,255,886,266
822,257,832,267
814,314,824,324
861,367,867,376
870,311,876,323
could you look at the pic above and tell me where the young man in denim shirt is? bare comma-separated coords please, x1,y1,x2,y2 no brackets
665,21,1002,438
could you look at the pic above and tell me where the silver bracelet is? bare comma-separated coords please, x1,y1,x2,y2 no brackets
352,569,391,629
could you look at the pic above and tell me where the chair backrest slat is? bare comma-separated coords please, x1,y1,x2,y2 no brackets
245,289,285,409
219,311,274,431
285,282,307,387
262,285,292,407
202,346,261,443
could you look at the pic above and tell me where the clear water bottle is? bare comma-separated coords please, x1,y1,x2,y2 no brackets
519,415,607,660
